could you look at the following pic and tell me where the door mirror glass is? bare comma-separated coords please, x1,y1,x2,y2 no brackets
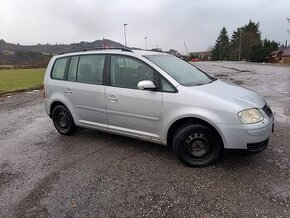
137,80,156,90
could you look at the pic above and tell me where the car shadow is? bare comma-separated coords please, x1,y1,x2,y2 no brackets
57,128,266,170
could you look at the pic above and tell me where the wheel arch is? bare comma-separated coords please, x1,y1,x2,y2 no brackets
49,100,78,125
50,100,67,117
166,116,225,149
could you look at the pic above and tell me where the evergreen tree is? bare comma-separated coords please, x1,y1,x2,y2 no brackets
262,39,279,56
229,28,242,60
249,39,279,62
212,27,230,60
229,20,262,61
212,20,280,62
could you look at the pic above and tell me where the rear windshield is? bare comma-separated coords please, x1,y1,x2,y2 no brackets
145,55,214,86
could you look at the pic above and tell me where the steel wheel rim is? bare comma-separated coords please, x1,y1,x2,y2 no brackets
57,110,69,130
184,133,210,158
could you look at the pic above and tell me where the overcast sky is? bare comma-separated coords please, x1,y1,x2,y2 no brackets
0,0,289,54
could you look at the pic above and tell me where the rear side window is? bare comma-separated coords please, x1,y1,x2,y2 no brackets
67,56,79,82
51,57,69,80
77,55,105,85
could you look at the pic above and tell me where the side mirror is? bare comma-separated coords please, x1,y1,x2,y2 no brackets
137,80,156,90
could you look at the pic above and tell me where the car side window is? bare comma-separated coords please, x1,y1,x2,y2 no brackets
110,55,154,89
51,57,68,80
77,55,105,85
67,56,79,82
161,78,175,92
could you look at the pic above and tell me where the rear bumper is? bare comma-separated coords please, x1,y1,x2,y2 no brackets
44,98,51,117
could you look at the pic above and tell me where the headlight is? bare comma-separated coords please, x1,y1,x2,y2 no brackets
238,108,263,124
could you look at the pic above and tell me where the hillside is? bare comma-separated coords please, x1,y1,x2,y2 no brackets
0,39,125,68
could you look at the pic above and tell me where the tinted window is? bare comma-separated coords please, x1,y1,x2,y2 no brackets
110,55,154,89
51,58,68,80
67,56,79,82
145,55,213,86
77,55,105,84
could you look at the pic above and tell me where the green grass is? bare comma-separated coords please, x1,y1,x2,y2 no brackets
0,68,45,94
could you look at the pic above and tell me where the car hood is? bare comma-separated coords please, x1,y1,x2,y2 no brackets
191,80,266,109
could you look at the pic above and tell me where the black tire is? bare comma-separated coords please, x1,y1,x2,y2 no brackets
52,105,78,135
173,124,221,167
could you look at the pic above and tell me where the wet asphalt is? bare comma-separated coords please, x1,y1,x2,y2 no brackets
0,61,289,217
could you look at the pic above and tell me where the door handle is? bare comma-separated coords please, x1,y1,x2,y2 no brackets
108,95,118,102
65,89,72,94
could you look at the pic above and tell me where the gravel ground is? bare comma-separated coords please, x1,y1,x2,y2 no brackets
0,61,289,217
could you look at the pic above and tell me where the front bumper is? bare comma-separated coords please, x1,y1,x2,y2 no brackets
217,116,274,150
247,138,269,152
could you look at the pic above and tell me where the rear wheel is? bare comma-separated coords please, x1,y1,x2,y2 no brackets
52,105,78,135
173,124,221,167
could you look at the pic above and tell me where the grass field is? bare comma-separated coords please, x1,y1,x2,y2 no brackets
0,68,45,94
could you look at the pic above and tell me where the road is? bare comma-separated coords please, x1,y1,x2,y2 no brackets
0,61,289,217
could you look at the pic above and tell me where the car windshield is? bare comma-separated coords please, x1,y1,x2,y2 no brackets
145,54,214,86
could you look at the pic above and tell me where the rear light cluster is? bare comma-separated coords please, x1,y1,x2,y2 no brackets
43,88,46,98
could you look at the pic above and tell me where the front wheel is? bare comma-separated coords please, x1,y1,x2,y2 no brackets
52,105,78,135
173,124,221,167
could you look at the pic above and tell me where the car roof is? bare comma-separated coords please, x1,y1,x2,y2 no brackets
131,49,169,56
55,48,169,59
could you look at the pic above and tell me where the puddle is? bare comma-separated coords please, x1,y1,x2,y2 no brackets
271,106,290,123
221,66,253,73
234,80,244,85
215,74,228,77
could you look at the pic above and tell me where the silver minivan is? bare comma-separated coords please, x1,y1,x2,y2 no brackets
44,48,274,167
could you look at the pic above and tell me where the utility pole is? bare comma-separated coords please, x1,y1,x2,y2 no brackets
30,51,32,67
123,23,128,47
184,41,189,56
287,18,290,47
144,37,148,50
219,44,222,60
287,18,290,34
238,30,242,61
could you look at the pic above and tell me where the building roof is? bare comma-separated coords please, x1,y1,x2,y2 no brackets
282,46,290,56
270,48,283,55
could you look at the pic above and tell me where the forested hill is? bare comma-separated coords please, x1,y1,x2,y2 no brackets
0,39,125,67
0,39,125,55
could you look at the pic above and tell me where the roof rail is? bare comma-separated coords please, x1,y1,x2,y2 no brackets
58,47,133,55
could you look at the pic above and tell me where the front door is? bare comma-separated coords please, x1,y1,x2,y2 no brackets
105,55,162,141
